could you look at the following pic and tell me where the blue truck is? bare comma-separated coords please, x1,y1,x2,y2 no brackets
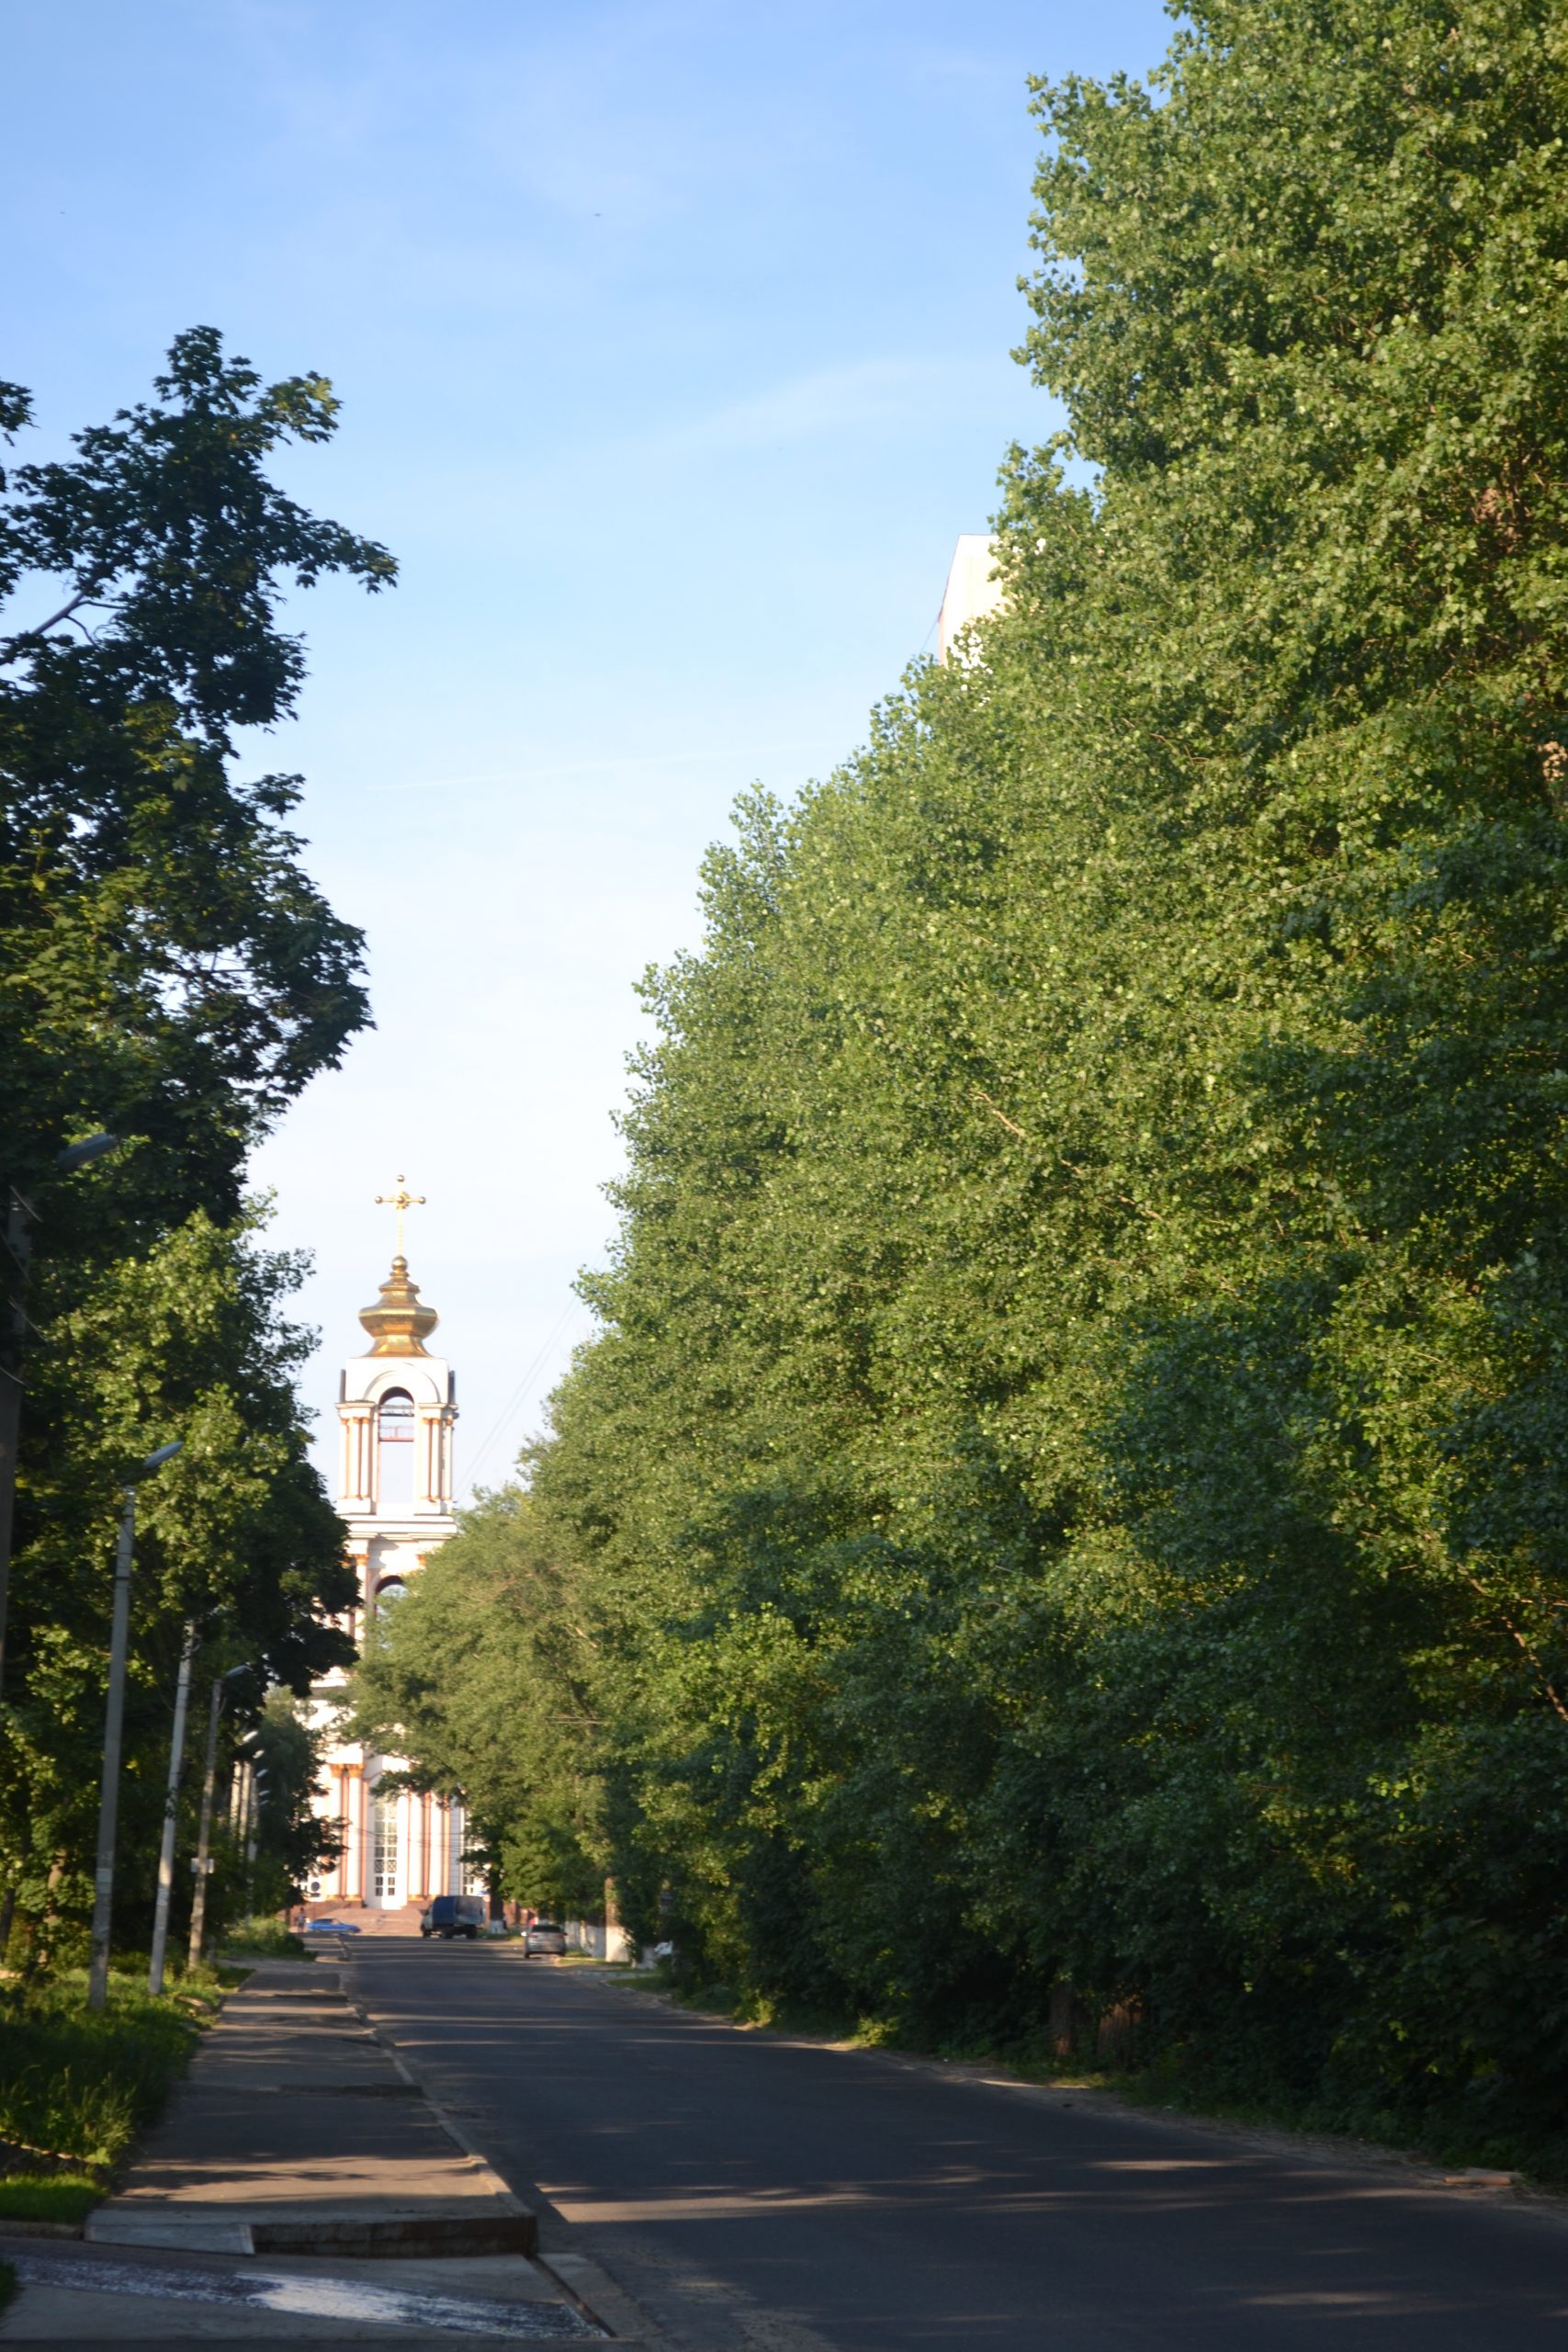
419,1894,487,1939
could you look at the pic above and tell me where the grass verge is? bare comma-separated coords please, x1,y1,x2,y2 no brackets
0,1962,220,2178
0,2172,103,2224
220,1917,308,1962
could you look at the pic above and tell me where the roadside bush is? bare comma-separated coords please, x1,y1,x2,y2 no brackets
221,1917,306,1961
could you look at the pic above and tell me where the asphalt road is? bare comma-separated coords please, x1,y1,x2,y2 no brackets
346,1942,1568,2351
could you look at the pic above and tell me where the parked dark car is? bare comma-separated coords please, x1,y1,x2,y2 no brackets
420,1894,487,1940
524,1918,568,1957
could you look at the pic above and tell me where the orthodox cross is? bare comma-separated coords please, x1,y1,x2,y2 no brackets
374,1176,426,1259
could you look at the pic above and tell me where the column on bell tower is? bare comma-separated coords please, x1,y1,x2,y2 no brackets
338,1395,375,1513
414,1399,458,1510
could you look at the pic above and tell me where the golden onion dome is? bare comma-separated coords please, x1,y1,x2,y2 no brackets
358,1256,438,1357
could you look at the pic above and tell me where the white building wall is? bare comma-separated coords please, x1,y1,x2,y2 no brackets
936,533,1005,664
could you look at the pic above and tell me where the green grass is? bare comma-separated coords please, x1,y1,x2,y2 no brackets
0,1964,218,2173
0,2172,103,2224
220,1917,308,1961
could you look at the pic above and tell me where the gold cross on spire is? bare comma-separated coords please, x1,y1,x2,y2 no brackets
374,1175,426,1260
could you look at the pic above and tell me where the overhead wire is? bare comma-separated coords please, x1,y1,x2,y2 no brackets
463,1296,583,1492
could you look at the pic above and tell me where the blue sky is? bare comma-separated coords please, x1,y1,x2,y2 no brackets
8,0,1174,1495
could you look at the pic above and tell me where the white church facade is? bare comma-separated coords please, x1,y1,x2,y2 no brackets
303,1197,480,1924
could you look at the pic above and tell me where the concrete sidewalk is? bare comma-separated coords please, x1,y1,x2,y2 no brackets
88,1955,536,2259
0,1951,611,2345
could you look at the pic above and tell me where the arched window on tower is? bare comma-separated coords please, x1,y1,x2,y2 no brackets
377,1390,415,1512
368,1575,408,1654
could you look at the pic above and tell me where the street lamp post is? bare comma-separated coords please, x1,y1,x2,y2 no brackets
244,1762,267,1923
147,1621,197,1996
86,1438,183,2014
186,1664,249,1973
0,1133,119,1701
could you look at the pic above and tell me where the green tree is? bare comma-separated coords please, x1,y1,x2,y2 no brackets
3,1208,355,1961
502,0,1568,2166
350,1487,605,1918
0,331,389,1960
0,326,390,1220
239,1687,341,1921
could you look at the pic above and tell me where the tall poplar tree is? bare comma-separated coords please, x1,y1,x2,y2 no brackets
376,0,1568,2165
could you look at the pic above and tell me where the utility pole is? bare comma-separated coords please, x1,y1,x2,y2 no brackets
186,1676,223,1971
244,1760,267,1923
87,1484,139,2014
86,1440,182,2014
148,1623,197,1995
186,1665,248,1970
230,1747,259,1925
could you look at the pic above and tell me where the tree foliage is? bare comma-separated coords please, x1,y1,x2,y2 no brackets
351,1488,605,1917
1,331,388,1959
1,327,389,1218
372,0,1568,2163
4,1211,356,1957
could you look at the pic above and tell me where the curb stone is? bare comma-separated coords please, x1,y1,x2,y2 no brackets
342,1950,656,2342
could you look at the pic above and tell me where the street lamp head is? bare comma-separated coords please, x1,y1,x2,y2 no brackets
56,1132,119,1174
141,1440,182,1473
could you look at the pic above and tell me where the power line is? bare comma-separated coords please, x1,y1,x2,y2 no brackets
463,1298,583,1492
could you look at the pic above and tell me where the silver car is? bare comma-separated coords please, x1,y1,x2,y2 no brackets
524,1918,568,1956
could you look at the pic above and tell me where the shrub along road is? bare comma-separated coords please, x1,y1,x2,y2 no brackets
344,1943,1568,2351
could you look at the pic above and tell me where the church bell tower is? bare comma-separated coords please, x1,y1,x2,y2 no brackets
335,1239,458,1611
305,1182,469,1922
